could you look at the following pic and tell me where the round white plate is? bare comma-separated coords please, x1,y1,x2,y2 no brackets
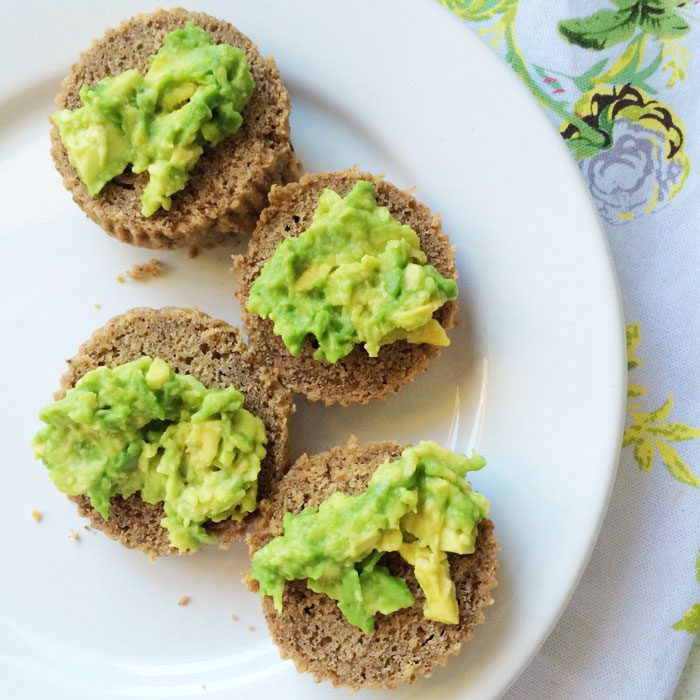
0,1,626,698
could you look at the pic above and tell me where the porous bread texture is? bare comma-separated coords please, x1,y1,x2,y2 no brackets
50,8,302,252
235,169,458,406
56,307,294,557
246,438,498,690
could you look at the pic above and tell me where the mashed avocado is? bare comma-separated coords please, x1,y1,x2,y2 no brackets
32,357,267,552
250,442,488,632
246,181,458,363
52,23,255,216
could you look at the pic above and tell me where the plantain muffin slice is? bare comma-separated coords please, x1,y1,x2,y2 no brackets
35,307,293,557
235,169,459,406
50,8,302,252
246,438,498,690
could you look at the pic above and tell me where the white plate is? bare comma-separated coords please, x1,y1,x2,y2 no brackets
0,1,626,698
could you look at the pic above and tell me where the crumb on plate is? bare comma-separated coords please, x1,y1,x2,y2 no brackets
178,595,190,607
118,258,164,283
31,509,42,523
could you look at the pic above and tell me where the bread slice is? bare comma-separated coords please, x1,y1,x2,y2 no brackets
246,438,498,689
55,307,294,556
50,8,302,253
234,169,458,406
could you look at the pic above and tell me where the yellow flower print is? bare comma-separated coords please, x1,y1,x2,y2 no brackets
562,86,690,223
624,324,700,486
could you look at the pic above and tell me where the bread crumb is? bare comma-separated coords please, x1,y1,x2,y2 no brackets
248,625,255,632
178,595,190,607
94,303,102,310
68,528,80,541
230,614,239,622
116,274,125,283
148,553,157,563
120,258,164,283
31,509,42,522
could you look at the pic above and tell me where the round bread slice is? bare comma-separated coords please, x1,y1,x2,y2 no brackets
55,307,294,556
234,169,458,406
246,438,498,690
50,8,302,253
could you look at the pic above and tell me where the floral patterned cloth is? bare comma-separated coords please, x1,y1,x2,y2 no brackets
440,2,700,697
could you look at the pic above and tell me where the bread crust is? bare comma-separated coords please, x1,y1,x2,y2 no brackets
246,438,498,689
56,307,294,556
235,169,458,406
50,8,302,252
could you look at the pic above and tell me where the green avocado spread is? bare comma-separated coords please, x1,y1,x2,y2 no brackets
32,357,267,552
246,181,458,363
52,23,255,216
250,441,488,633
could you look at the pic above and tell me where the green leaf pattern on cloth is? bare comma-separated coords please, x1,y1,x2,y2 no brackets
559,1,690,51
439,0,694,224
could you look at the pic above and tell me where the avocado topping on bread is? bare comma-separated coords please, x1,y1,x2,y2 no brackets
52,23,255,217
247,181,457,363
50,9,301,251
35,307,294,556
250,441,488,632
33,356,267,552
236,170,458,405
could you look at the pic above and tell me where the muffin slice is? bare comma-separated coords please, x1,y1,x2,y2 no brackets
50,8,301,252
33,307,293,557
235,169,458,405
247,438,498,689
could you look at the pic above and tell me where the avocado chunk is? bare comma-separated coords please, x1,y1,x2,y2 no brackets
32,356,267,552
246,181,458,363
250,442,488,632
52,23,255,216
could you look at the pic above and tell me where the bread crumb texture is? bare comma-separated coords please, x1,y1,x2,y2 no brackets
121,258,163,282
178,595,190,607
58,307,293,557
50,8,302,252
247,438,498,690
235,169,458,406
31,509,42,523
